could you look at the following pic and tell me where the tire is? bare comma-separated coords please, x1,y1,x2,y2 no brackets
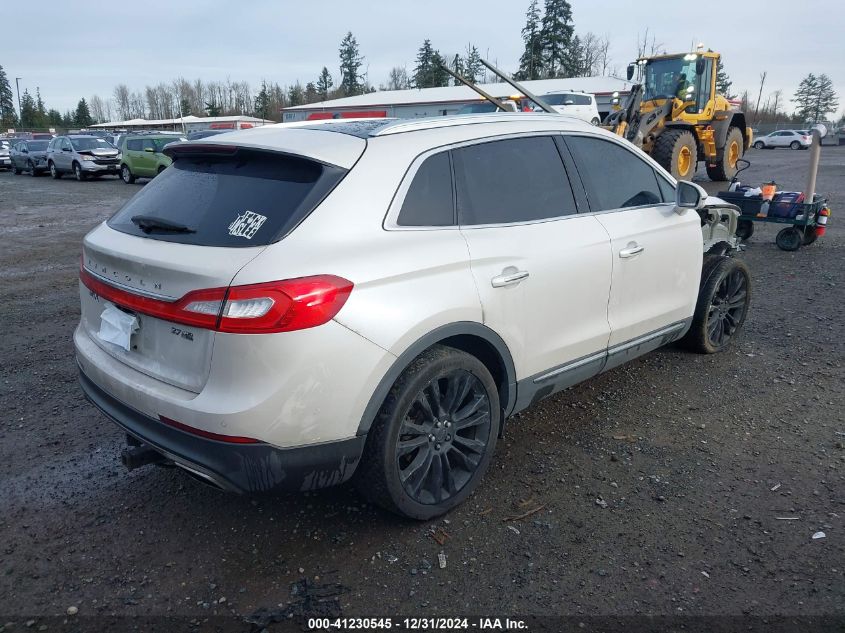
681,255,751,354
49,161,62,179
121,164,135,184
753,141,764,149
355,344,500,520
28,161,38,176
801,227,818,245
735,219,754,241
652,129,697,180
790,141,801,150
706,127,744,181
156,165,166,176
776,227,802,251
590,117,600,126
73,162,86,181
11,162,20,175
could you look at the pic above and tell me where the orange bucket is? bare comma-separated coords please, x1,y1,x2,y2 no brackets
761,181,777,201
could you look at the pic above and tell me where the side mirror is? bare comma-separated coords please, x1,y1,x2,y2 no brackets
676,180,707,211
21,148,28,154
627,64,635,81
564,100,575,106
144,147,155,153
62,147,71,152
695,57,705,75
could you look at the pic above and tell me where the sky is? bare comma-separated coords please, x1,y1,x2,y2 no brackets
4,0,843,119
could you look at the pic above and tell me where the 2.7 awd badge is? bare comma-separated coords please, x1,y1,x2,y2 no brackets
228,210,267,239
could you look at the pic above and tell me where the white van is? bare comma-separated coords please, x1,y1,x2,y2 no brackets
540,92,601,125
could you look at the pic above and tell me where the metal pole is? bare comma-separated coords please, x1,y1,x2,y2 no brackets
804,129,822,202
15,78,22,123
477,59,556,114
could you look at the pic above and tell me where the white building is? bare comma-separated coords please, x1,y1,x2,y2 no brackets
91,115,275,133
282,77,633,122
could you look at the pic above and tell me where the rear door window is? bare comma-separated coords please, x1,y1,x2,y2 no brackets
126,139,142,151
452,136,577,225
564,135,665,210
107,148,347,247
396,151,454,227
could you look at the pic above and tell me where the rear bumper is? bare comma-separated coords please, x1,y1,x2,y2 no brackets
79,369,366,493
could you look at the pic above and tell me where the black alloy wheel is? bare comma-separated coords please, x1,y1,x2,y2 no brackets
356,344,500,520
682,255,751,354
705,264,749,349
396,369,492,506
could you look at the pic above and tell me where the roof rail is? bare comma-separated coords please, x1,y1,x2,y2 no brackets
371,112,586,137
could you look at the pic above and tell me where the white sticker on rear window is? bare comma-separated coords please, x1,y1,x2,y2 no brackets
228,210,267,239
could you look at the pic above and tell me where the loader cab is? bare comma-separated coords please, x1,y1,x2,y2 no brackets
641,53,716,119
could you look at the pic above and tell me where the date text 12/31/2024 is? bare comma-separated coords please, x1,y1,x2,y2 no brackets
307,617,528,630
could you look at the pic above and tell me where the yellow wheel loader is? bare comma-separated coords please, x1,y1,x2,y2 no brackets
605,50,752,181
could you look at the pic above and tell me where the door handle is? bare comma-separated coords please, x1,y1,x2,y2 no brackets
619,244,645,259
491,270,529,287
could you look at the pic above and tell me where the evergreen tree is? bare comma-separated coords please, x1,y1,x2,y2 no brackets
19,90,38,128
204,99,221,117
35,88,47,128
715,58,735,99
179,97,192,117
254,80,271,119
792,74,839,122
62,110,75,128
806,73,838,122
287,82,304,107
316,67,333,100
304,82,318,103
516,0,543,80
47,109,62,126
539,0,575,78
451,54,465,86
0,64,17,127
74,98,93,127
338,32,363,96
413,40,449,88
413,39,436,88
465,45,483,84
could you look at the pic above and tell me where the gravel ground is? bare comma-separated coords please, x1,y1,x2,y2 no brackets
0,147,843,630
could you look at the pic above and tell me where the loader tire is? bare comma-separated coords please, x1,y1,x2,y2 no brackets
706,127,744,182
652,129,697,180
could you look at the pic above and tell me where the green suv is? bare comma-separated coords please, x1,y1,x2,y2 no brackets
118,135,185,184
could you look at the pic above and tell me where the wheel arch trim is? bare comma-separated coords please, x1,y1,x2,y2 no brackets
356,321,517,437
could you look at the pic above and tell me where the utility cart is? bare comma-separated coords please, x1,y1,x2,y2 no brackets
716,159,832,251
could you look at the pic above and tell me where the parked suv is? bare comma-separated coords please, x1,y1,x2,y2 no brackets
75,115,750,519
540,91,601,125
10,139,50,175
119,134,186,183
752,130,811,150
46,135,121,180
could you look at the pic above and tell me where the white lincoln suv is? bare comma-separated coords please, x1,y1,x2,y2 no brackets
74,114,751,519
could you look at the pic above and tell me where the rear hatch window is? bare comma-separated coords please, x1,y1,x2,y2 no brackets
107,148,346,247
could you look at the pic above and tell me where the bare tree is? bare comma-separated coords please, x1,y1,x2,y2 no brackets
113,84,130,120
576,32,611,76
597,34,612,76
636,28,664,57
89,94,106,123
769,89,783,117
387,66,410,90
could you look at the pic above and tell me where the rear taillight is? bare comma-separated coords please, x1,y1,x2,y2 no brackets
214,276,353,334
80,264,353,334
